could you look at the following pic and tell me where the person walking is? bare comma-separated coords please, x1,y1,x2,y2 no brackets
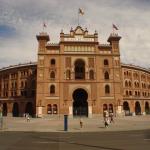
80,118,83,128
109,112,114,123
103,110,109,128
26,114,30,122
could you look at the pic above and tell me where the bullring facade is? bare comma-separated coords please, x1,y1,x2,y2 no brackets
0,26,150,117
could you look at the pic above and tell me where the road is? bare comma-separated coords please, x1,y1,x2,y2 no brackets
0,130,150,150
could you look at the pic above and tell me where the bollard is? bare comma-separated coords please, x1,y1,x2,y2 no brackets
64,115,68,131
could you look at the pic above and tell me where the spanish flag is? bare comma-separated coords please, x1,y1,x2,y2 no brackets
79,8,84,15
112,24,118,30
43,22,47,28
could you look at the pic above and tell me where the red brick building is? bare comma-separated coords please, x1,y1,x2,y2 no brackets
0,26,150,117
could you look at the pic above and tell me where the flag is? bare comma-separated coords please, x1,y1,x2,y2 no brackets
112,24,118,30
79,8,84,15
43,22,47,28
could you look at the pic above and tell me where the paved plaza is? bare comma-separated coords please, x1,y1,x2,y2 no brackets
0,116,150,150
1,115,150,132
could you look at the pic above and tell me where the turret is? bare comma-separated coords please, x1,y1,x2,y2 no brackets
60,29,64,42
107,33,121,54
94,30,98,42
36,32,49,52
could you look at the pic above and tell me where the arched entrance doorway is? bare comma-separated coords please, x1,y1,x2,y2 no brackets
12,103,19,117
135,101,141,115
2,103,7,116
145,102,150,114
75,59,85,79
25,102,33,116
123,101,130,116
73,88,88,117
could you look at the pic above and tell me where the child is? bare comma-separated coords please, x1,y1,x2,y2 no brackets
80,119,83,128
26,114,30,122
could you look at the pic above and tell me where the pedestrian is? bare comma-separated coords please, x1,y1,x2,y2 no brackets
103,110,109,128
109,112,114,123
80,118,83,128
26,114,30,122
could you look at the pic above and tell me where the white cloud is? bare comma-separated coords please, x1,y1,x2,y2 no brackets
0,0,150,68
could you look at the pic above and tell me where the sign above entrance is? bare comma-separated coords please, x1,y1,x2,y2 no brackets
60,26,98,43
64,35,94,42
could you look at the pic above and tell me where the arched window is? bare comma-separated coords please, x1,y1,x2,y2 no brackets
66,70,71,80
53,104,58,114
125,81,128,87
104,59,109,66
21,81,24,88
135,101,141,115
25,81,27,88
75,59,85,79
145,102,150,114
138,91,140,96
15,82,17,88
137,82,139,87
105,85,110,94
50,71,55,79
129,81,131,87
12,82,14,88
89,70,94,80
51,59,55,65
50,85,55,94
134,82,137,87
123,101,130,116
2,103,7,116
104,71,109,80
129,91,132,96
126,90,129,96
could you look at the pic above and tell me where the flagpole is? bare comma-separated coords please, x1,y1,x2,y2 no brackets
43,22,44,32
78,11,79,26
112,24,114,34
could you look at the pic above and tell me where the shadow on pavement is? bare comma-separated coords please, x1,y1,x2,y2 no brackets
47,138,124,150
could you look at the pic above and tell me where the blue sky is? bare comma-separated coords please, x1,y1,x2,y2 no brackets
0,0,150,68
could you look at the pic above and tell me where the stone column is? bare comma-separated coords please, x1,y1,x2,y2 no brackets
7,102,13,117
141,101,145,115
69,106,73,118
88,105,92,118
37,106,43,117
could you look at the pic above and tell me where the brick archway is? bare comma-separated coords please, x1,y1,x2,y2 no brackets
73,88,88,117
